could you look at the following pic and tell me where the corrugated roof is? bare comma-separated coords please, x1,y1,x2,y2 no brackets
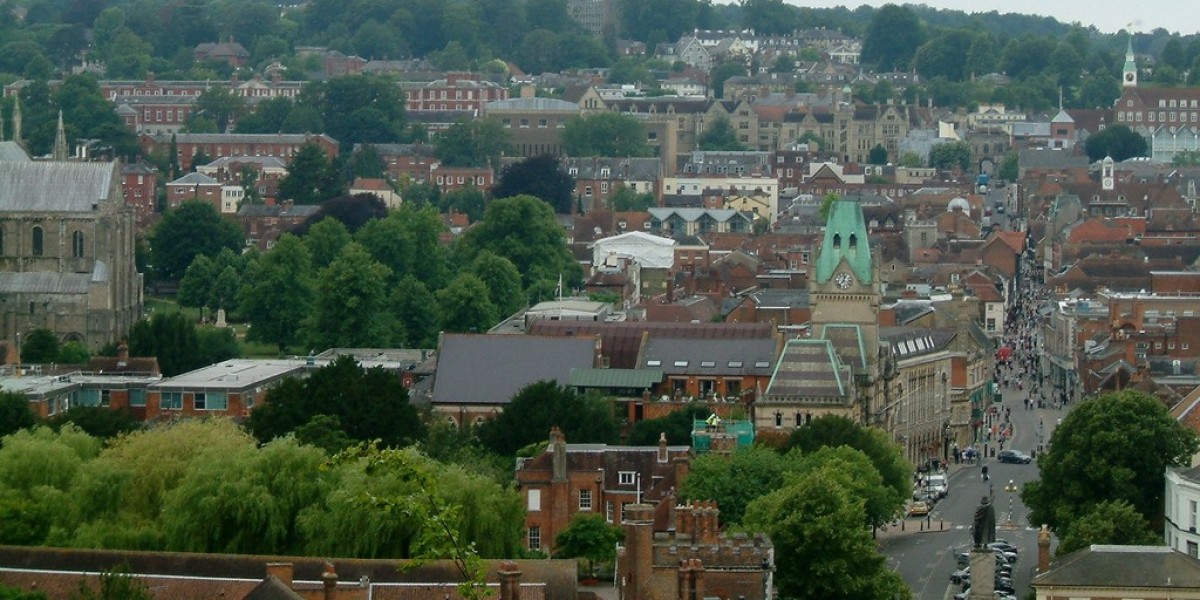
569,368,663,389
0,142,30,162
0,161,114,211
0,272,91,294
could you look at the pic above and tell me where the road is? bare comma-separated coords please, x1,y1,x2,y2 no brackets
879,379,1066,599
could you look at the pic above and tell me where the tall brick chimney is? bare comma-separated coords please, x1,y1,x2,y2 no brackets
1037,524,1052,573
322,561,337,600
550,427,567,482
658,432,668,463
265,563,293,588
621,504,656,600
498,561,522,600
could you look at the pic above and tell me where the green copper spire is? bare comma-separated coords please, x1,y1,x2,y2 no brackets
814,197,872,284
1123,33,1138,87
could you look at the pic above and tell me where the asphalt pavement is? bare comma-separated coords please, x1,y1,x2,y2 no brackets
878,377,1067,599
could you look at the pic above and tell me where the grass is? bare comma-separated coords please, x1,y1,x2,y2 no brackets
144,296,298,359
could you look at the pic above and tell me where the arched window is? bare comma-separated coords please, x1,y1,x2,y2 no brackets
72,231,84,258
31,226,43,257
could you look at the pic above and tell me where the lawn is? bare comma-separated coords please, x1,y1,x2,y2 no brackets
143,296,295,359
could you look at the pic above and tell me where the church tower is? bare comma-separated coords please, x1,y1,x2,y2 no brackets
810,197,880,355
1123,34,1138,88
52,110,68,161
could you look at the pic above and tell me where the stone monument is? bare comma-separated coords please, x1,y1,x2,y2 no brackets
968,495,997,600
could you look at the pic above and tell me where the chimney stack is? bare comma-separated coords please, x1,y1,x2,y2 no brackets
117,340,129,364
550,427,567,482
265,563,293,588
322,561,337,600
1037,524,1052,573
658,432,668,463
498,561,522,600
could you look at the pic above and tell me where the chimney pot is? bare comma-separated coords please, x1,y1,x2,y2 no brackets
265,563,293,588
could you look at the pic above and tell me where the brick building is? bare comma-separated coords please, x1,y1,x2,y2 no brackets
617,502,774,600
404,72,508,113
140,133,339,172
144,358,306,420
121,162,158,230
516,428,689,553
238,201,322,251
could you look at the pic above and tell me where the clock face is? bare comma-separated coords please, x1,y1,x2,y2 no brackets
836,272,853,289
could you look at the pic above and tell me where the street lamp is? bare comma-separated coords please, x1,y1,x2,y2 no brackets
1003,479,1019,530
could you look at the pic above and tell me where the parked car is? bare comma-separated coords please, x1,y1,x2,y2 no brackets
908,500,931,516
926,473,948,498
988,541,1019,554
997,449,1032,464
993,548,1018,563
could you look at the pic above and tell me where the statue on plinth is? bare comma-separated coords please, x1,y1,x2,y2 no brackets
972,495,996,548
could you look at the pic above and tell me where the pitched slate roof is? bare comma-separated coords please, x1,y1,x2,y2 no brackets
763,339,850,400
1034,545,1200,589
243,575,305,600
638,337,777,376
527,321,775,369
0,141,30,162
432,334,596,405
822,323,868,371
0,161,115,211
0,272,92,294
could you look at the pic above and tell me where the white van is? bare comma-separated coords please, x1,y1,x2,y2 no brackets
925,474,948,499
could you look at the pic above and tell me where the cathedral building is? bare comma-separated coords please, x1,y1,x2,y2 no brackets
0,159,143,351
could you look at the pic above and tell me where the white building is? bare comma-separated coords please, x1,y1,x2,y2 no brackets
1166,466,1200,557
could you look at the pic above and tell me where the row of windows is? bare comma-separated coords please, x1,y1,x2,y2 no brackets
1118,111,1200,124
0,228,86,258
159,391,229,411
501,117,566,129
143,109,187,122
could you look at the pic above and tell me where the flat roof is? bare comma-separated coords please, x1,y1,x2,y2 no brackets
149,359,306,391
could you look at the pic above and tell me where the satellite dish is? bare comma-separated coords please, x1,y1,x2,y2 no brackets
595,226,603,234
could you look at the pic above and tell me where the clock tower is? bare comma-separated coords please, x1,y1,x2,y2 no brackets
810,197,880,357
1123,33,1138,88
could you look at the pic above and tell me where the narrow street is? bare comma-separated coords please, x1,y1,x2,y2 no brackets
879,223,1063,599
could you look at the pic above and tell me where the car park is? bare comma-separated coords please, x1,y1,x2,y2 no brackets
997,449,1032,464
993,548,1018,563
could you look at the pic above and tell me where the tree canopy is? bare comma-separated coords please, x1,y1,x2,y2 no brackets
561,113,651,157
474,381,618,457
149,201,243,281
554,513,623,575
457,194,582,296
435,119,511,168
743,466,911,600
1022,391,1199,536
784,415,912,509
246,355,424,449
1084,125,1150,162
698,115,747,151
490,155,576,214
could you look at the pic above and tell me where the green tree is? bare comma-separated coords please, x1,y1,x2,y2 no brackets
867,144,888,165
149,201,243,280
475,381,617,457
1175,150,1200,166
998,151,1019,181
434,119,512,167
1084,124,1150,162
0,392,38,441
1022,391,1199,536
683,445,793,526
19,329,60,363
303,217,352,269
440,187,486,222
278,143,343,204
739,0,796,35
457,194,581,294
391,275,441,348
710,62,746,99
56,342,90,365
928,141,972,172
491,155,576,214
898,151,923,168
305,243,400,349
561,112,651,157
298,75,406,149
861,4,923,71
1056,499,1161,556
743,468,911,600
784,415,912,512
127,311,225,376
609,184,656,211
626,405,709,446
247,355,425,450
350,144,386,179
554,513,623,576
70,565,154,600
239,234,316,353
193,87,247,133
912,29,974,81
48,407,140,440
469,252,526,318
699,115,747,151
436,272,500,333
791,446,903,528
1162,38,1188,70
